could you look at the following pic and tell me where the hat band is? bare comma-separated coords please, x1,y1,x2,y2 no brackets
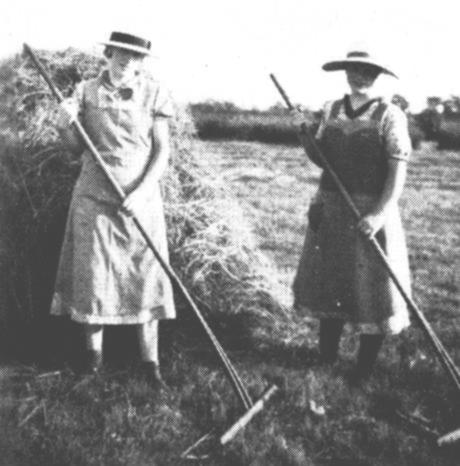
109,32,151,51
347,51,370,59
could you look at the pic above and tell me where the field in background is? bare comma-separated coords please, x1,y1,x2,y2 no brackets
1,140,459,465
195,140,459,315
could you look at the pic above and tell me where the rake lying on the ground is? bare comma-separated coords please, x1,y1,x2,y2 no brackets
22,43,279,458
270,73,460,446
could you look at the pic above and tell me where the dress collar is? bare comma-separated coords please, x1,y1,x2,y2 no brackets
343,94,380,119
99,69,140,100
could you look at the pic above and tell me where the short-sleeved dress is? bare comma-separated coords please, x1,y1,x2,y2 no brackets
293,95,411,335
51,69,176,324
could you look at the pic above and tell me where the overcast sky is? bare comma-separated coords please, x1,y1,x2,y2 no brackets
1,0,457,110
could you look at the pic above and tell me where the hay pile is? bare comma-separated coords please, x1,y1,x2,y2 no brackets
0,48,300,353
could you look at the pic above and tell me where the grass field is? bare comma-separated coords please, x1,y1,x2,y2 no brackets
1,141,459,465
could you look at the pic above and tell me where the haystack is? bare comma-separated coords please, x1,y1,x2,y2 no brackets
0,49,298,359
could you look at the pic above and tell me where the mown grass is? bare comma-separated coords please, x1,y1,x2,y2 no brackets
1,141,459,465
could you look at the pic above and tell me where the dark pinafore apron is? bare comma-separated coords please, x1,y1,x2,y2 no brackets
293,97,411,335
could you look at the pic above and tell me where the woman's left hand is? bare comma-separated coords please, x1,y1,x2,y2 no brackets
357,212,386,238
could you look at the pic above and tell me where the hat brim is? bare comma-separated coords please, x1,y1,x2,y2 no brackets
100,40,154,57
322,59,397,78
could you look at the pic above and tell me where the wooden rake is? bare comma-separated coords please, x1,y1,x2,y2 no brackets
22,43,278,458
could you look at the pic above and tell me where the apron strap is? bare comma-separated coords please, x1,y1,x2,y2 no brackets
329,98,344,120
370,100,388,123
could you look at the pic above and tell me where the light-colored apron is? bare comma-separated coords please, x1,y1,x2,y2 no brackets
51,71,175,324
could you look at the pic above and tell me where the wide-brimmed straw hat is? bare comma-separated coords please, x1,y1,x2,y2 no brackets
322,50,397,78
101,31,153,56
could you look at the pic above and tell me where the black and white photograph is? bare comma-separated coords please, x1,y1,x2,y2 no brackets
0,1,458,464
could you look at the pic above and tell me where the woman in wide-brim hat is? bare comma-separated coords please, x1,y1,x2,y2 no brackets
293,49,412,381
51,31,176,385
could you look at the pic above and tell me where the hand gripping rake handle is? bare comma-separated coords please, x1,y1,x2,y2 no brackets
23,43,253,411
270,73,460,395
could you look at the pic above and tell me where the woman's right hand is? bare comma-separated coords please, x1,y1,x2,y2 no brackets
56,100,78,128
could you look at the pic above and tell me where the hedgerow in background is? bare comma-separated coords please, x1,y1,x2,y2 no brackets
190,100,425,149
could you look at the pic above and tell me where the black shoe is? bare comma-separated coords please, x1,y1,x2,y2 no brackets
140,362,168,390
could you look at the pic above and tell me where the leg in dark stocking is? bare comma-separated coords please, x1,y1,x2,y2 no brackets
319,318,345,364
354,334,385,381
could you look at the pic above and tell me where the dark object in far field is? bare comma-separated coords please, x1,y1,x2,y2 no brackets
436,116,460,149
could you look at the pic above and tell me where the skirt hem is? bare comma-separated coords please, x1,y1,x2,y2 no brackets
50,293,176,324
294,303,410,336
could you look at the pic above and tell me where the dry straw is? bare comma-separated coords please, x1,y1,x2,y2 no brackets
0,48,305,350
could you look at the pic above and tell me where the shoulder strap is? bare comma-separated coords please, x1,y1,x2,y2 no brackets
329,98,344,120
370,100,388,123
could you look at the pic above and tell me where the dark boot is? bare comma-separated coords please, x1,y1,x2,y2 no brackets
352,334,385,383
319,319,345,364
140,361,168,390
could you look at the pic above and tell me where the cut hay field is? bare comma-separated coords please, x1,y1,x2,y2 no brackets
195,140,459,314
1,139,459,465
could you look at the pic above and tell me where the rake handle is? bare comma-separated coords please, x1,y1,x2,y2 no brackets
23,43,253,411
23,43,65,103
270,73,460,394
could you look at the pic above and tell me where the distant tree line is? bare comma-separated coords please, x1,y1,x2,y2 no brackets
189,96,460,150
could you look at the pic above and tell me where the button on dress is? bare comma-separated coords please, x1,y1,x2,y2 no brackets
51,70,176,324
293,96,412,335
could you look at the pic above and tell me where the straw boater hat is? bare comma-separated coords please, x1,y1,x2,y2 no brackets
101,31,153,56
322,50,398,78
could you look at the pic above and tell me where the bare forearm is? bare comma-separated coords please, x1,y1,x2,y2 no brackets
129,120,170,196
358,160,407,237
372,159,407,215
142,146,169,187
143,123,170,185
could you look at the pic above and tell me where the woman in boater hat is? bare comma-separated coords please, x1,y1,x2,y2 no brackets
293,50,412,381
52,31,176,384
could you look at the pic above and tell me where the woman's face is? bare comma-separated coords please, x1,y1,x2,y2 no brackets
346,64,381,94
109,47,145,83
